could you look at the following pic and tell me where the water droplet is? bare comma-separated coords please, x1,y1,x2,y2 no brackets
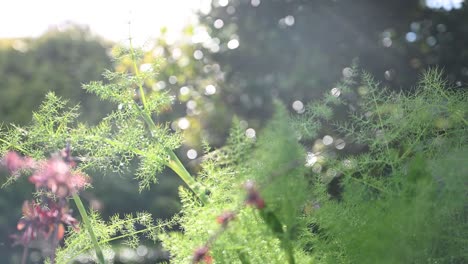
335,139,346,150
331,87,341,97
187,149,198,160
245,128,256,138
323,135,334,146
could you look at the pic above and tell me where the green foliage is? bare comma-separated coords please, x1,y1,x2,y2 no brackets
54,211,177,263
0,25,112,125
159,68,466,263
0,45,182,190
295,69,467,263
160,109,313,263
1,32,466,264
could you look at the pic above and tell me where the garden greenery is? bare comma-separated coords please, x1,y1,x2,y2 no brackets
1,40,467,264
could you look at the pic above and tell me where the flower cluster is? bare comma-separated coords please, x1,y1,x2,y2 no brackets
11,200,80,246
2,150,88,198
192,246,213,264
2,148,88,254
2,151,35,176
244,180,265,209
216,211,236,227
191,180,269,263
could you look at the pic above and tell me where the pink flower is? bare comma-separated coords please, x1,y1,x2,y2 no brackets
216,211,236,227
29,157,88,198
12,200,80,246
244,180,265,209
192,246,213,264
2,151,36,176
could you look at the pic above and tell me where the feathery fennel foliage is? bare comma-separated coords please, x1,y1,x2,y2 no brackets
161,68,466,263
1,37,466,264
0,44,192,263
53,211,179,263
161,105,313,263
296,69,467,263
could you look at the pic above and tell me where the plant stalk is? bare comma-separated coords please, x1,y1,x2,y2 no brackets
21,244,29,264
127,34,208,204
72,194,105,264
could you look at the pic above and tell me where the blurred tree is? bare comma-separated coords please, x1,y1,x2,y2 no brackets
197,0,468,124
0,24,117,262
0,23,113,125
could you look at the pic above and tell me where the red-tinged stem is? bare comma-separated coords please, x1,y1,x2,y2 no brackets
21,245,29,264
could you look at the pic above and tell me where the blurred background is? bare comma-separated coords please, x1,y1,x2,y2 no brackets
1,0,467,262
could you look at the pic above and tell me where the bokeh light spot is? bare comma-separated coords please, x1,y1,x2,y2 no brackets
292,100,304,113
331,87,341,97
205,84,217,95
284,15,295,26
335,139,346,150
406,32,417,42
342,67,353,78
218,0,229,7
382,37,392,47
178,117,190,130
214,19,224,29
251,0,261,7
323,135,334,146
227,39,240,49
169,75,178,84
179,86,190,96
306,152,318,167
139,63,153,72
245,128,256,138
187,149,198,159
193,49,204,60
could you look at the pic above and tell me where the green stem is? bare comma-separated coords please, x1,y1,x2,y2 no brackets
167,150,208,204
259,210,296,264
0,137,28,153
72,194,105,264
127,33,208,204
